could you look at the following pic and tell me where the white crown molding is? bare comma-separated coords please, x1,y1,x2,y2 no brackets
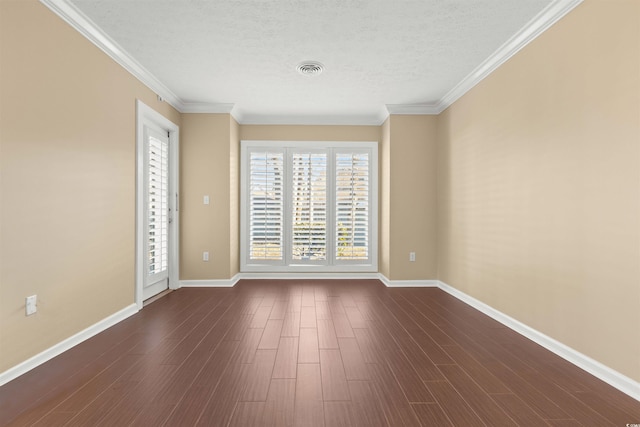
235,112,387,126
40,0,582,124
0,303,138,387
233,105,389,126
437,280,640,402
39,0,185,112
181,103,236,114
386,104,440,116
375,105,391,126
435,0,583,113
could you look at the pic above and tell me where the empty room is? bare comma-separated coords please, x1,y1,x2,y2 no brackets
1,0,639,425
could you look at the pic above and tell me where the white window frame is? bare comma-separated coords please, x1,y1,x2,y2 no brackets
241,141,378,273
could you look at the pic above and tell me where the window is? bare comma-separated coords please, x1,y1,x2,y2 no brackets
241,141,378,272
248,151,284,261
335,152,370,261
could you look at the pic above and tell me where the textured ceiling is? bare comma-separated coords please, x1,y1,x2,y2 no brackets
67,0,557,124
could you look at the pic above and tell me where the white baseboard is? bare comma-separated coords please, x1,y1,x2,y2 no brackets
179,274,241,288
238,272,380,281
0,303,138,387
378,274,439,288
180,273,380,288
437,280,640,402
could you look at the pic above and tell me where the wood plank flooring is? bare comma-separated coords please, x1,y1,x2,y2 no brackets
1,279,638,426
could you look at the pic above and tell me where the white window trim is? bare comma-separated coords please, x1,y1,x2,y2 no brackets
241,140,378,273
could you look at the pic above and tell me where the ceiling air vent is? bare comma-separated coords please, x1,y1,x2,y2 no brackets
296,61,324,76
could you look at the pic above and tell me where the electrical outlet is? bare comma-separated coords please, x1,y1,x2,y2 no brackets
203,251,209,262
409,252,416,262
203,195,210,205
26,295,37,316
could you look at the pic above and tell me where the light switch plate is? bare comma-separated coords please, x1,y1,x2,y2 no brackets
26,295,37,316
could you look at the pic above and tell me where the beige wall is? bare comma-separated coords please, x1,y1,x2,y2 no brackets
230,117,240,276
239,122,438,281
437,0,639,381
3,0,637,388
180,114,237,280
186,122,438,282
183,123,397,281
379,118,391,277
0,0,180,372
387,115,438,280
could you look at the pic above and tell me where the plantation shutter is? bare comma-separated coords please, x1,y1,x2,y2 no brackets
291,152,327,261
249,151,284,261
147,133,169,276
335,152,369,261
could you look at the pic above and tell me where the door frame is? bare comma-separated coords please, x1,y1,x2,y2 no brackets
135,99,180,309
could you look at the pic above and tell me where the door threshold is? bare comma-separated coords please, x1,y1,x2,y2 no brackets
143,288,173,307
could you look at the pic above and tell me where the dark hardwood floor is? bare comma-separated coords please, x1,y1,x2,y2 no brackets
1,280,638,426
